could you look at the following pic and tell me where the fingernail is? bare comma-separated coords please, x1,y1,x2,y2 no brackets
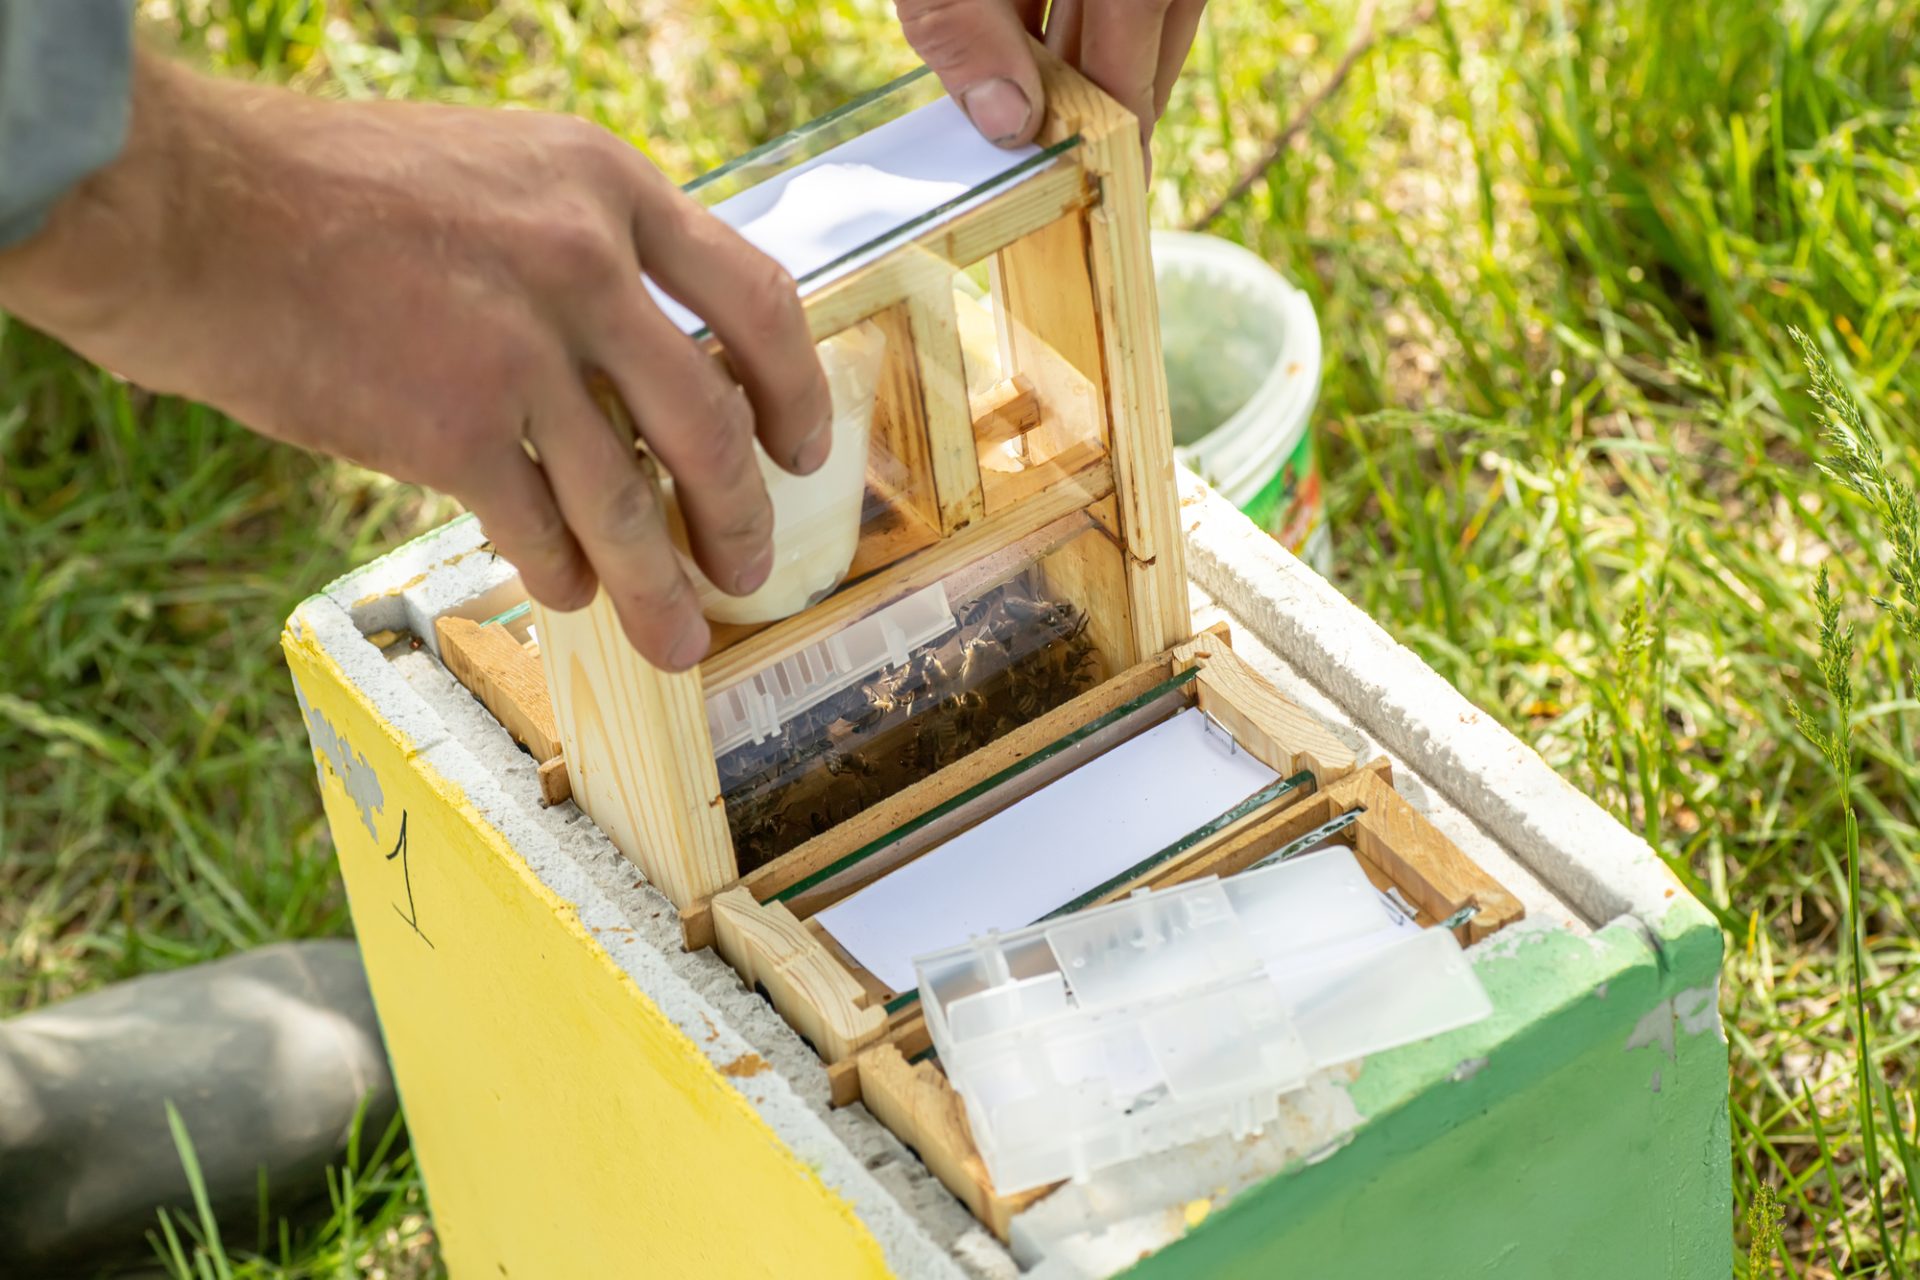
734,546,773,596
791,421,832,474
961,79,1033,146
667,614,711,671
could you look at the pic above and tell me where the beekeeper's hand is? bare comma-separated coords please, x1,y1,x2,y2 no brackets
0,53,832,672
895,0,1206,156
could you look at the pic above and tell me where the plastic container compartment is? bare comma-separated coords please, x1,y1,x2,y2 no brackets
915,849,1492,1193
680,320,889,624
1151,230,1327,572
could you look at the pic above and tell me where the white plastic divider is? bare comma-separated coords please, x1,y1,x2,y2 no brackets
915,848,1492,1194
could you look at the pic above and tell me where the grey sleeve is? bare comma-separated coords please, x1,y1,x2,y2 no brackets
0,1,138,249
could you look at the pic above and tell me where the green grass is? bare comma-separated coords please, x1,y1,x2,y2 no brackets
2,0,1916,1273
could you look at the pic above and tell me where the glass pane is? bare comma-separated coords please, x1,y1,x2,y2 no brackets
712,527,1130,875
662,70,1083,341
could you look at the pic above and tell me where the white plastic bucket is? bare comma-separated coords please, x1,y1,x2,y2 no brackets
1152,230,1327,571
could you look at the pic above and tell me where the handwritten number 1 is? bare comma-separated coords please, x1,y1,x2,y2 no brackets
385,812,434,949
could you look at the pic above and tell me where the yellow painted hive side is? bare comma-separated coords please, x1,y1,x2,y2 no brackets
283,617,897,1280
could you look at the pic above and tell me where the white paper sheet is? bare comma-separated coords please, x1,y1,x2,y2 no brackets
650,99,1044,334
816,707,1282,992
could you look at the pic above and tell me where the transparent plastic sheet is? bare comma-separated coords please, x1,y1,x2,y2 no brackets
915,849,1494,1193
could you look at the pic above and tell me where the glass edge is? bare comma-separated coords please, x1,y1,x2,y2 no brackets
1039,768,1318,922
772,666,1201,907
683,65,935,197
683,131,1084,345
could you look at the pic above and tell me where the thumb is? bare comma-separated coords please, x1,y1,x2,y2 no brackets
895,0,1045,147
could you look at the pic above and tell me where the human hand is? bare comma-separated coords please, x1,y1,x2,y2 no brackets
895,0,1207,155
0,54,831,672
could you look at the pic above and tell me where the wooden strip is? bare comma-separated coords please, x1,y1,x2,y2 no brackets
537,755,572,808
534,594,735,909
1034,519,1138,673
802,161,1091,341
1171,635,1357,781
874,291,985,535
969,375,1041,448
1034,52,1193,660
1347,771,1526,944
854,1043,1055,1240
681,648,1179,950
435,615,563,762
701,454,1112,695
989,213,1108,466
711,888,886,1063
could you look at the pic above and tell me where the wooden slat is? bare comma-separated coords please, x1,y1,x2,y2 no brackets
711,888,886,1063
435,615,563,762
874,291,985,535
1033,51,1193,660
1034,519,1137,673
990,214,1108,466
537,755,572,807
1347,771,1526,945
1171,635,1357,781
800,162,1091,342
854,1043,1055,1240
969,375,1041,448
534,594,734,909
700,454,1112,696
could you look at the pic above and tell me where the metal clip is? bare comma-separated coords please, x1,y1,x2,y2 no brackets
1199,707,1237,755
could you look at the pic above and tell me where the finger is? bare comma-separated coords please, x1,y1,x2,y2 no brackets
1077,0,1174,150
528,377,711,672
588,288,778,600
1153,0,1207,120
458,450,597,612
1045,0,1084,64
894,0,1045,146
1013,0,1048,36
637,183,832,479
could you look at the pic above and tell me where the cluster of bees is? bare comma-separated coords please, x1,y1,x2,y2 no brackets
718,576,1102,872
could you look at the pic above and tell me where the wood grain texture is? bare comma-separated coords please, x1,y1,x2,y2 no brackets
873,292,984,535
1033,52,1194,660
435,615,563,762
990,213,1108,464
1347,771,1526,944
854,1043,1054,1240
1172,635,1358,781
969,375,1041,447
710,888,886,1063
536,755,571,808
1035,520,1137,674
534,594,734,909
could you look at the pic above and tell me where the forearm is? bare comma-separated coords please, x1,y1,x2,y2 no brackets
0,50,206,351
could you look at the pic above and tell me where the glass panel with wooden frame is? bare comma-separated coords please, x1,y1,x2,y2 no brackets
706,497,1131,876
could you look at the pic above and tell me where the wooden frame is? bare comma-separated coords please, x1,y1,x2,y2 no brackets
393,59,1539,1245
534,53,1189,911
